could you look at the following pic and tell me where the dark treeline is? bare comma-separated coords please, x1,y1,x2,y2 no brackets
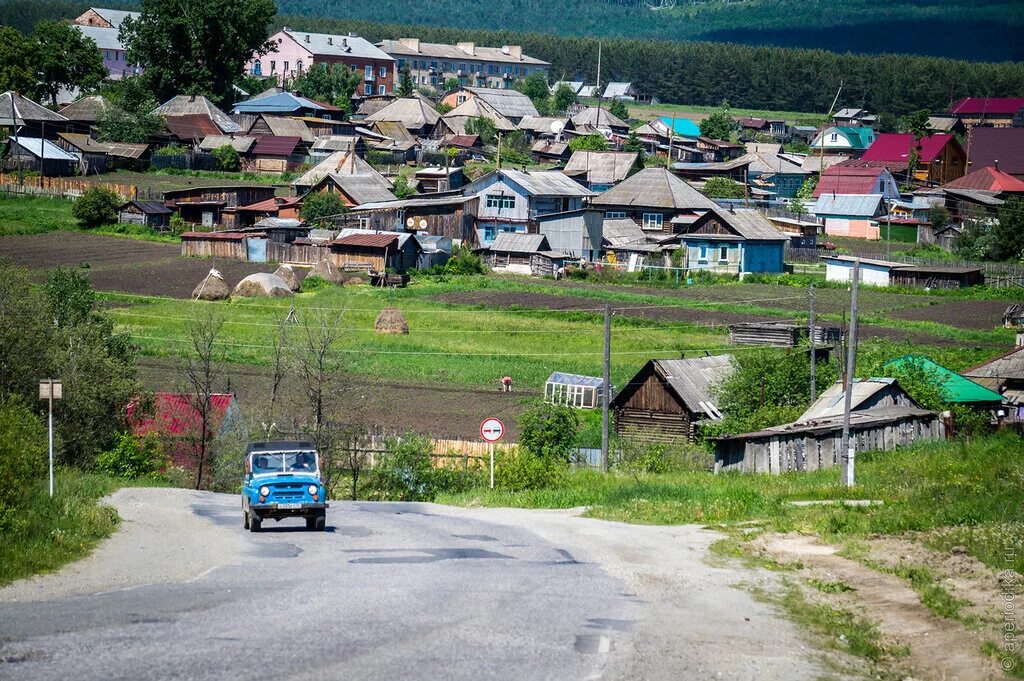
281,16,1024,116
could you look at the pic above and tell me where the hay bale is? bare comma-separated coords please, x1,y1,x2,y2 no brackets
310,258,344,285
232,273,293,298
374,306,409,335
345,276,365,286
192,268,230,301
273,264,301,291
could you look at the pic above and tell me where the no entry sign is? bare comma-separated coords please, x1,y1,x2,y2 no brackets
480,417,505,443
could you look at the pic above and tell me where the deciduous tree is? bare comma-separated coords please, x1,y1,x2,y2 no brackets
607,98,629,121
0,27,37,94
33,21,106,106
699,109,735,141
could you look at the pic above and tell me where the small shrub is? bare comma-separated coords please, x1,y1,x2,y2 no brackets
300,275,330,292
72,186,121,228
371,434,437,501
211,144,240,172
94,432,165,480
0,397,47,514
154,143,188,155
169,213,187,233
518,401,580,463
616,439,711,474
493,446,567,492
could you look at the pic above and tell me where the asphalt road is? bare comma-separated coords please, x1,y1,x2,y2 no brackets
0,489,835,680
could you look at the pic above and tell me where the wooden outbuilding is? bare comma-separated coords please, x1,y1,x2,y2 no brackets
119,200,172,229
328,230,422,273
728,322,842,348
180,231,264,260
611,355,735,442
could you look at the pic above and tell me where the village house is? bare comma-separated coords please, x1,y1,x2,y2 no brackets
439,87,539,125
53,133,147,173
567,107,629,137
590,168,717,233
738,118,787,140
963,342,1024,420
535,209,604,261
517,116,569,142
250,135,303,173
242,115,314,143
435,96,517,138
831,108,877,127
58,95,112,127
739,150,810,198
0,91,70,138
602,82,638,101
3,136,78,176
363,97,441,138
153,95,241,136
412,166,464,193
480,232,568,277
950,97,1024,128
810,194,886,239
964,127,1024,179
695,137,744,163
611,355,736,442
162,185,277,227
347,195,479,244
562,151,642,191
72,8,142,80
118,200,173,229
859,133,966,185
230,196,303,228
292,149,392,197
198,135,258,157
679,208,788,275
461,169,593,245
601,218,660,261
813,164,900,199
328,229,422,273
247,29,394,95
379,39,549,90
810,126,876,157
943,166,1024,194
530,140,571,164
714,377,941,475
232,91,341,119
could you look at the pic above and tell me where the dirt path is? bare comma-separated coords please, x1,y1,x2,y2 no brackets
760,533,1005,681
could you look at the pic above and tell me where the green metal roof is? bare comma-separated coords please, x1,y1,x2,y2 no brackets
884,355,1004,404
835,126,875,150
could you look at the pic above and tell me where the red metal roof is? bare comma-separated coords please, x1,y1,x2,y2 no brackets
445,134,480,148
236,196,303,212
333,233,399,248
861,133,954,164
966,127,1024,177
812,164,887,197
943,166,1024,192
252,135,301,156
164,114,221,140
950,97,1024,116
738,117,767,129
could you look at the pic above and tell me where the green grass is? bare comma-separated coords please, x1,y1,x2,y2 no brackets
808,577,855,594
0,195,179,243
0,470,121,586
869,561,971,621
982,641,1024,678
439,432,1024,575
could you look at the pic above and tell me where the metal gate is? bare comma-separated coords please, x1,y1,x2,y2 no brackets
246,238,268,263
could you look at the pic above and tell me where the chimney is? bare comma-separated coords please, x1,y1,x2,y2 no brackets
457,41,475,56
995,159,1000,171
348,32,357,37
304,34,310,43
505,45,522,60
399,37,420,53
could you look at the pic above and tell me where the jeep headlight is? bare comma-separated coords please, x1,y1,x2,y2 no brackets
259,486,270,497
308,484,318,495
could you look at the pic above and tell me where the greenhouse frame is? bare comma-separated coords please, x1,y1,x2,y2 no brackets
544,372,608,409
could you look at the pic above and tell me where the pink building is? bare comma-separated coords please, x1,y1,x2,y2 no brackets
73,8,142,80
246,29,395,97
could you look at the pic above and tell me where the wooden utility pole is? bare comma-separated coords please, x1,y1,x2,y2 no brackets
809,284,816,402
600,303,611,473
840,259,860,487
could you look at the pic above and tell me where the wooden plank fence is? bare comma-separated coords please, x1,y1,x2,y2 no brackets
0,173,138,201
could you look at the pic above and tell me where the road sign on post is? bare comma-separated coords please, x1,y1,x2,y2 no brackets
39,379,62,498
480,417,505,490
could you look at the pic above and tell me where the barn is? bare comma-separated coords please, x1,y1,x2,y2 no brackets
328,230,422,273
611,355,735,442
118,200,172,229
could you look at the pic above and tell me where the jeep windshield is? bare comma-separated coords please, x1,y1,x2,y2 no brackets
250,452,318,475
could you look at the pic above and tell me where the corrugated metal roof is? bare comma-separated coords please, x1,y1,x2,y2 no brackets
199,135,257,152
336,228,416,249
153,96,240,133
294,150,385,189
966,127,1024,176
233,92,334,114
489,232,548,254
379,39,548,66
719,406,934,440
655,355,736,418
122,200,172,214
950,97,1024,116
518,116,567,133
57,132,111,153
943,167,1024,192
499,169,594,197
689,208,788,241
163,114,224,141
252,135,301,156
602,82,634,99
464,88,538,119
602,218,647,245
372,120,416,142
10,136,77,161
862,133,956,164
591,168,717,210
884,355,1004,404
811,194,884,217
658,117,700,137
283,30,393,61
547,372,604,388
75,24,123,50
364,97,440,129
564,151,639,184
312,135,360,152
104,142,148,159
333,232,400,248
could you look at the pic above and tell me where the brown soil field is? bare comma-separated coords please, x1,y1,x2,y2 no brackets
889,299,1016,330
138,357,530,440
434,290,971,347
0,232,279,298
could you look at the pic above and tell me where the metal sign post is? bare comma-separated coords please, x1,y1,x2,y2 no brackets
480,417,505,490
39,379,62,498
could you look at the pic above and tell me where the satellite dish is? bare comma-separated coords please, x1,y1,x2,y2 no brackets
418,218,427,229
406,217,415,227
550,120,565,134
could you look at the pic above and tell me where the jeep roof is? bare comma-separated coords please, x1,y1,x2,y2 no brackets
246,440,316,454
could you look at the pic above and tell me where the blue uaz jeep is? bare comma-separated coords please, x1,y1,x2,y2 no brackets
242,441,328,532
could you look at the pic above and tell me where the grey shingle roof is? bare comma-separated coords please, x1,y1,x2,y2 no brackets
688,208,788,241
378,40,547,66
489,232,548,254
0,91,68,126
571,107,628,130
963,347,1024,381
810,194,884,217
199,135,257,153
58,95,112,122
152,95,240,133
283,30,392,61
591,168,717,210
563,151,639,185
463,88,538,119
327,174,396,205
364,97,440,130
294,150,388,189
443,97,517,131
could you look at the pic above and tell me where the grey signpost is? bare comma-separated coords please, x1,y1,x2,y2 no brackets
39,379,62,497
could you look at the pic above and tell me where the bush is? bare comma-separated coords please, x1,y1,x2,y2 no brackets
518,401,580,463
444,245,484,275
493,446,567,492
72,186,121,228
300,275,330,292
94,432,164,480
372,434,437,501
0,397,47,516
615,439,712,474
211,144,240,172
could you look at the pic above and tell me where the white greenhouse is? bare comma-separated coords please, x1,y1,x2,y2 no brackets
544,372,608,409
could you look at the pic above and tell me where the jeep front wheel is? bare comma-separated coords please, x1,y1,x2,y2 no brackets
248,513,261,532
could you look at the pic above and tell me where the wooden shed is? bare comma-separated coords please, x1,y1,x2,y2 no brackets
348,195,479,245
180,231,264,260
611,355,735,442
163,185,277,228
728,322,842,348
328,230,422,273
890,265,984,290
119,200,172,229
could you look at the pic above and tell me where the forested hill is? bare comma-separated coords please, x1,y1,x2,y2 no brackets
275,0,1022,63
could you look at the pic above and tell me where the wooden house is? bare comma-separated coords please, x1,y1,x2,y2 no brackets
251,135,303,173
860,133,966,186
679,208,788,274
562,151,641,192
162,185,277,227
590,168,717,234
328,230,422,272
231,196,302,228
536,209,604,261
3,136,77,176
118,200,172,229
695,137,744,162
611,355,736,442
963,345,1024,421
347,195,479,244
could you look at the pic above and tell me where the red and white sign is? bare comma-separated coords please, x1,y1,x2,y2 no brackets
480,417,505,443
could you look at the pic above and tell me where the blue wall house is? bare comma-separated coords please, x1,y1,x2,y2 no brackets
462,169,593,246
680,208,788,274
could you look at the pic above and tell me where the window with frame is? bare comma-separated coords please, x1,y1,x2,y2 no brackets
698,244,708,261
379,84,386,95
718,245,729,262
364,83,371,95
380,66,387,78
358,216,371,229
365,65,372,77
604,211,626,219
485,194,515,210
641,213,663,231
252,61,261,75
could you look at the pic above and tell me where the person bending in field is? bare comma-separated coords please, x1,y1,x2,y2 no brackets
501,376,513,392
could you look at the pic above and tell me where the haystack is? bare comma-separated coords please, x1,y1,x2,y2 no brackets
310,258,344,285
346,276,365,286
192,268,230,301
374,306,409,335
232,273,293,298
273,264,301,291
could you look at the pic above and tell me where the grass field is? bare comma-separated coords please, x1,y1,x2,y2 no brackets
0,195,179,243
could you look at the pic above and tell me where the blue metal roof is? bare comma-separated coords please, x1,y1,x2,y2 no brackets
660,116,700,138
546,372,604,388
233,92,327,114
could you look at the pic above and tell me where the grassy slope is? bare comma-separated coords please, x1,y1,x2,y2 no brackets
0,195,180,243
439,432,1024,575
